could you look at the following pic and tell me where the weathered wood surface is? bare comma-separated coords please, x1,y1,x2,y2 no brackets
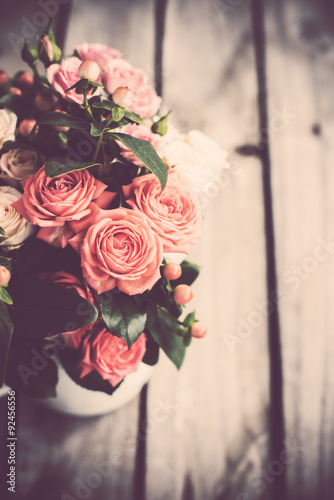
0,0,333,499
265,0,334,498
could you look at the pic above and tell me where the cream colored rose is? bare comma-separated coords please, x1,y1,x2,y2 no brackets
0,109,17,148
163,128,230,193
0,148,43,188
0,186,35,249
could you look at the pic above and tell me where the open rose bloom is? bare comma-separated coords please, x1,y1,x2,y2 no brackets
0,38,229,398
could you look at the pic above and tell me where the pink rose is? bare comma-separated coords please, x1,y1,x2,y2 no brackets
76,43,121,68
129,85,162,118
47,57,92,104
123,170,201,254
39,271,98,349
12,165,115,248
78,329,147,387
116,123,165,167
76,207,163,295
103,59,146,95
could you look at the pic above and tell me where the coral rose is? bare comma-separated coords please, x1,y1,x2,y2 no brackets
77,207,163,295
12,165,115,248
123,170,201,254
78,329,147,387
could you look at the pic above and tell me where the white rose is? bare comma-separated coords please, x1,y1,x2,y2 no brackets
0,148,44,188
0,186,35,249
0,109,17,148
164,128,230,195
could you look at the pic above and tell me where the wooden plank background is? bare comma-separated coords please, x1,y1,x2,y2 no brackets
0,0,333,499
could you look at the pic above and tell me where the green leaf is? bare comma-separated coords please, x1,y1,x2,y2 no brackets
0,254,12,272
0,301,13,386
1,140,35,151
91,100,114,111
0,287,13,305
0,227,4,236
112,106,125,122
111,132,168,190
123,110,143,124
146,303,186,369
99,291,147,348
171,261,200,288
37,112,90,130
5,339,58,398
45,156,101,178
124,110,144,123
8,276,98,338
151,111,170,136
142,333,160,366
90,123,109,137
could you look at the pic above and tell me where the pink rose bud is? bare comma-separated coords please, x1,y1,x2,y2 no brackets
42,35,54,61
34,92,56,112
174,284,194,306
19,119,37,137
191,322,207,339
78,60,100,81
112,86,134,108
9,87,22,96
163,263,182,280
17,72,34,88
0,266,11,287
0,70,9,86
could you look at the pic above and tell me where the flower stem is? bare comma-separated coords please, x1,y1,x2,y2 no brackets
93,133,103,162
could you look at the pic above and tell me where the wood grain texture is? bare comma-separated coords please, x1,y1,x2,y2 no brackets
145,1,270,499
264,0,334,498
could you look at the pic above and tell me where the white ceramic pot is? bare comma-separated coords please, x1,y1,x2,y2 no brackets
0,362,154,417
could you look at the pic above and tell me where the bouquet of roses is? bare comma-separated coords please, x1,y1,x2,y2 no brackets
0,27,229,398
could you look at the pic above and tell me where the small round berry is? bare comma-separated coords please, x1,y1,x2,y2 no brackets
17,72,34,88
19,119,37,137
174,284,193,306
163,263,182,280
112,86,134,108
9,87,22,96
0,70,9,86
78,60,100,81
34,92,55,112
191,322,207,339
0,266,11,287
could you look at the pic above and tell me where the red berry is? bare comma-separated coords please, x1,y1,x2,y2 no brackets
17,72,34,88
191,322,207,339
34,92,55,112
0,70,9,86
19,119,37,137
0,266,11,287
9,87,22,96
163,263,182,280
174,284,193,306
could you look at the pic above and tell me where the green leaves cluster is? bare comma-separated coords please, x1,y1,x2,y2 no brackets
98,260,200,370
